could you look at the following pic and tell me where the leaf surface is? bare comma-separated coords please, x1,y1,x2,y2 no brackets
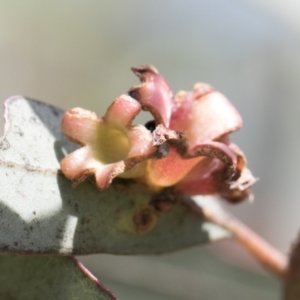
0,97,230,254
0,254,117,300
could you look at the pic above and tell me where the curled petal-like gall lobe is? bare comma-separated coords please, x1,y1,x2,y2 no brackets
129,65,174,127
145,124,238,188
60,95,157,190
130,65,256,202
176,144,257,203
171,83,242,146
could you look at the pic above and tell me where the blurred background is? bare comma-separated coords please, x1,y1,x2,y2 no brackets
1,0,300,298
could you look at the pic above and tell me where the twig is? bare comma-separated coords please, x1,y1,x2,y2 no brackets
185,197,288,280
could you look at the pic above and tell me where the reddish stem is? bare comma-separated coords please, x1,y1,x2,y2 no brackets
185,197,288,280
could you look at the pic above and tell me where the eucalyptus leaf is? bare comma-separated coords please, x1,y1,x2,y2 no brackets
0,96,230,255
0,254,117,300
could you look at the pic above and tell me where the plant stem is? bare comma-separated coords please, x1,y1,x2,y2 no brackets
185,197,288,280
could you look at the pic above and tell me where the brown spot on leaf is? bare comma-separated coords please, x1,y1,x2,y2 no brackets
133,207,157,233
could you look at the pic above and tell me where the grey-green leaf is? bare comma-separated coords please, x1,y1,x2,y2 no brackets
0,96,230,255
0,254,117,300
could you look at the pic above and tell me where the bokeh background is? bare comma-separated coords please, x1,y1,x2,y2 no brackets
1,0,300,298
